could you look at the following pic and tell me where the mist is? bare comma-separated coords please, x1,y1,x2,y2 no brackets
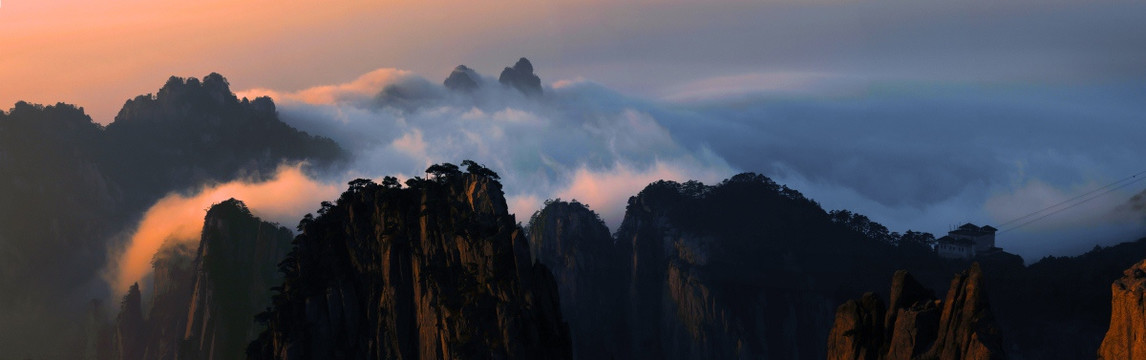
105,165,340,298
231,61,1146,263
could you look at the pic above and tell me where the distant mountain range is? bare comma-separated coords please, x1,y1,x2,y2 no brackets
4,69,1146,359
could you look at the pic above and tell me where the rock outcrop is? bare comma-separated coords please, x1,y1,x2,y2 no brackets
248,162,572,359
0,73,344,358
106,73,345,204
1098,259,1146,359
498,58,543,95
444,65,481,91
107,199,293,360
115,284,146,360
826,265,1005,360
527,200,629,359
604,174,955,359
181,199,293,359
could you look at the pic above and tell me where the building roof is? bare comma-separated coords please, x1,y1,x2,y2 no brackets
949,223,998,236
938,235,973,245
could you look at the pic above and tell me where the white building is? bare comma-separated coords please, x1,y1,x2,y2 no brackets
936,223,999,260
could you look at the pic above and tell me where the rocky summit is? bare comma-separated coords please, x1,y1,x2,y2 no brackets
826,264,1005,360
106,199,292,360
248,162,572,360
498,58,543,95
444,65,481,91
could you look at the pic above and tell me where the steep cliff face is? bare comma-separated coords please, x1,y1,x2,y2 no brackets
527,200,628,359
606,174,953,360
107,199,292,360
249,163,572,359
181,199,293,359
143,242,197,360
1098,259,1146,359
826,265,1005,360
116,284,146,360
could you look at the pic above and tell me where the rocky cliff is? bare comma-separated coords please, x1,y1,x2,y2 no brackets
515,173,969,359
602,174,960,359
248,162,571,359
527,200,629,359
108,199,292,360
1098,259,1146,359
116,284,146,360
0,73,344,358
826,264,1005,360
181,199,294,359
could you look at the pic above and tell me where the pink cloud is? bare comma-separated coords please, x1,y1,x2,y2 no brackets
104,164,340,296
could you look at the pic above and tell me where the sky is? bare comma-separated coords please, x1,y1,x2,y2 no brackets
5,0,1146,263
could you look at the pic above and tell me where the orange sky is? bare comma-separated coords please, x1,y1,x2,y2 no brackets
0,0,599,123
5,0,1141,124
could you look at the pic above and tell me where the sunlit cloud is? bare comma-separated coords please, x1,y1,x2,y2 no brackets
104,164,340,296
246,66,736,231
237,68,415,105
555,161,726,225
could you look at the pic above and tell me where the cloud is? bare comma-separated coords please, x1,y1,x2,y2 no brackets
555,161,726,224
253,66,736,230
104,164,340,296
237,68,417,105
658,72,854,102
984,179,1138,231
229,62,1146,264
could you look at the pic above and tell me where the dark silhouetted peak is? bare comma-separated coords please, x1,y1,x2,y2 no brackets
206,197,254,219
444,64,481,91
601,173,960,359
527,199,628,359
101,72,345,202
528,199,611,262
181,198,293,359
499,57,543,95
826,264,1005,360
116,283,145,360
110,198,293,360
513,57,534,74
1098,259,1146,359
249,95,276,113
150,73,238,113
249,161,571,359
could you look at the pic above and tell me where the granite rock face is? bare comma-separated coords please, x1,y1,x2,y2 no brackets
527,200,629,359
108,199,292,360
524,174,963,359
181,199,293,359
248,163,572,360
115,284,146,360
826,265,1005,360
1098,259,1146,359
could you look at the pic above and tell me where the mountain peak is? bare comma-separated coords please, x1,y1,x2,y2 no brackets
444,65,480,91
499,57,543,95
